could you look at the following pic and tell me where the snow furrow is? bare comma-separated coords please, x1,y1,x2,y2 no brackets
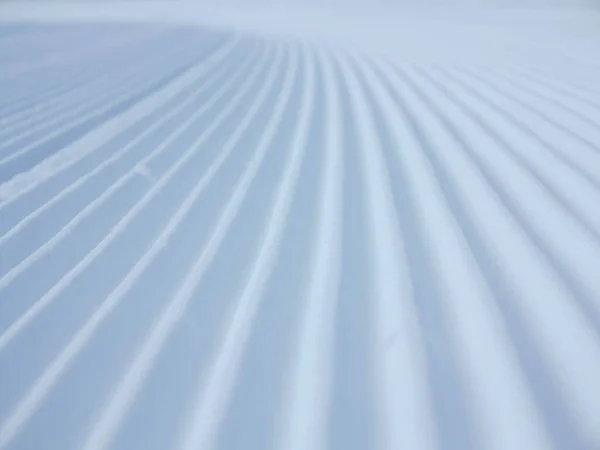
175,40,306,450
1,16,599,450
0,39,265,353
0,40,275,450
80,42,286,450
0,37,179,142
391,63,600,448
448,68,600,158
471,67,600,133
0,35,240,208
0,52,217,180
412,68,600,316
0,31,200,134
338,51,437,450
0,37,249,291
357,53,554,450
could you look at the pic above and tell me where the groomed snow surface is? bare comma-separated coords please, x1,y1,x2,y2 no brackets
1,8,600,450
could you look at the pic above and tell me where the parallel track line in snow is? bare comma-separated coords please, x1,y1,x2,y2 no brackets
470,67,600,133
0,39,260,350
390,63,600,448
0,50,178,146
0,41,275,450
436,69,600,193
365,53,595,450
415,69,600,312
488,64,600,111
0,36,240,207
448,68,600,156
0,36,180,139
0,28,168,90
0,42,158,116
448,64,600,163
276,46,340,450
413,66,600,312
0,64,134,133
337,51,437,450
0,31,212,131
357,54,552,450
0,38,249,291
420,69,600,244
170,41,304,450
0,53,204,172
344,56,476,450
81,42,287,450
2,18,600,450
0,31,197,131
366,55,582,448
0,65,164,154
501,56,600,99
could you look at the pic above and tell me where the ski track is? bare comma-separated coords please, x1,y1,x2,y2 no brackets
0,13,599,450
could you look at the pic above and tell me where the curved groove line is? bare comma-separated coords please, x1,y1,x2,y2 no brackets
0,29,166,90
0,33,195,135
0,38,255,295
493,65,600,112
0,52,203,171
0,71,166,162
386,60,600,447
0,51,118,113
350,54,483,450
0,60,147,133
0,29,177,112
275,45,339,450
406,68,600,328
0,67,139,138
498,56,600,101
0,36,241,208
3,18,600,450
438,68,600,188
346,54,479,450
0,40,275,450
0,33,198,136
336,51,437,450
175,40,308,450
435,69,600,192
356,53,555,450
0,56,166,150
0,38,205,167
456,66,600,145
420,69,600,244
79,42,287,450
359,52,592,450
1,76,150,152
443,67,600,156
471,67,600,132
0,38,252,289
0,40,266,355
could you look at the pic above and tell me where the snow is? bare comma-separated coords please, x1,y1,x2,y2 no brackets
0,3,599,449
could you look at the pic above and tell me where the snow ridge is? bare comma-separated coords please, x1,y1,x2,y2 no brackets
0,15,599,450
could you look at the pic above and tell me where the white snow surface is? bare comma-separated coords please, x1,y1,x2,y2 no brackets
0,2,600,449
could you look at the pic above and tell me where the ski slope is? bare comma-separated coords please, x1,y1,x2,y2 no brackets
1,6,600,450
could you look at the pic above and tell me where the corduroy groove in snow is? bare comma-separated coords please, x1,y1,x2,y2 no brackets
0,18,600,450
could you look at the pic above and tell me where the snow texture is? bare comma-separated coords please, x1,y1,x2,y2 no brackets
0,3,600,449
